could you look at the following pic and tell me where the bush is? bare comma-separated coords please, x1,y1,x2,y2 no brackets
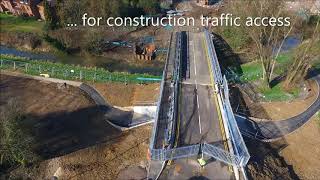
28,34,42,49
0,99,39,170
43,34,66,52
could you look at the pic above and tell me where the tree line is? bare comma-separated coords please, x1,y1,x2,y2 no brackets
45,0,160,29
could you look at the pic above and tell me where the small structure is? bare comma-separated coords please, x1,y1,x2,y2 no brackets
0,0,55,20
197,0,209,6
134,43,156,61
196,0,223,7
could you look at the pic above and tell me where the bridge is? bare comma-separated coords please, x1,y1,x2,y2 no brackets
148,30,250,180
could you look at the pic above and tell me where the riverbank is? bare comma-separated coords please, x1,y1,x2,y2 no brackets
1,13,170,76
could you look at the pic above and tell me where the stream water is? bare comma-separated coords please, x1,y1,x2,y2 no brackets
274,36,301,53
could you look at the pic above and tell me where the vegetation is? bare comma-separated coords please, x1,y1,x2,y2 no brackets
43,34,67,52
0,100,39,171
219,26,251,51
0,13,44,34
315,111,320,128
56,0,160,26
283,21,320,90
239,62,263,82
0,55,161,84
44,0,59,30
222,0,320,101
258,83,300,101
236,61,300,101
228,0,296,87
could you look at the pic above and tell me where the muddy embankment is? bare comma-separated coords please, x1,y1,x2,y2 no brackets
0,32,53,52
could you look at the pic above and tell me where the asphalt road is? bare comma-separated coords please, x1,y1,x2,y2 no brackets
160,32,233,179
179,32,224,147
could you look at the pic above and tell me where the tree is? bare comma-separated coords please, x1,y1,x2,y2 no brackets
283,20,320,90
56,0,87,26
228,0,295,87
0,99,38,168
44,0,59,30
138,0,160,15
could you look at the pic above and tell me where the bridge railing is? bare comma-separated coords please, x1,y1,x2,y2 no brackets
204,31,223,85
171,32,183,145
202,143,240,165
150,32,173,149
204,30,250,167
222,76,250,166
151,144,200,161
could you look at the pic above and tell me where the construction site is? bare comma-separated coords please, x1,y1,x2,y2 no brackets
1,0,320,180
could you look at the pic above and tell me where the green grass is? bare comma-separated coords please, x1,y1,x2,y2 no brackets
317,111,320,128
239,61,263,82
259,83,300,101
276,53,292,65
236,60,301,101
0,13,44,33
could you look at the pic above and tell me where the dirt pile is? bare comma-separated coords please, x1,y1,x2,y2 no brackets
245,138,299,180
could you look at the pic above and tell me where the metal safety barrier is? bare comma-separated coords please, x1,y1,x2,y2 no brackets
204,30,250,167
202,143,240,166
151,144,200,161
149,32,173,149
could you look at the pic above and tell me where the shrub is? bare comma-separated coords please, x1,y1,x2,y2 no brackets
0,99,39,169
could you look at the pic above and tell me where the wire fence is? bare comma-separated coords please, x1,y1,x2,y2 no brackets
0,58,162,84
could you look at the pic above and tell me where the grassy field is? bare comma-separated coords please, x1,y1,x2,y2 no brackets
237,58,300,101
0,13,44,33
239,61,263,82
259,83,300,101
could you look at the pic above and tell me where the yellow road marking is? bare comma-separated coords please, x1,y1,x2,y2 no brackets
201,34,233,172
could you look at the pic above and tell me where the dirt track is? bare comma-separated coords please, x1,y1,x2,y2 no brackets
0,74,121,159
1,73,152,179
0,74,93,115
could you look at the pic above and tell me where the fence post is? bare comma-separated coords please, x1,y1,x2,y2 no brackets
13,62,16,70
64,70,67,78
80,70,83,80
0,60,3,67
94,67,97,82
51,67,55,76
38,65,41,73
25,63,28,72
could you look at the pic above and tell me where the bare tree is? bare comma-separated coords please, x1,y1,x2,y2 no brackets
283,20,320,90
228,0,295,87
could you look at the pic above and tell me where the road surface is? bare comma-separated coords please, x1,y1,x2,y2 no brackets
159,32,234,180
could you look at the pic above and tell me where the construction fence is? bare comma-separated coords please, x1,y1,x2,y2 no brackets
0,58,161,84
